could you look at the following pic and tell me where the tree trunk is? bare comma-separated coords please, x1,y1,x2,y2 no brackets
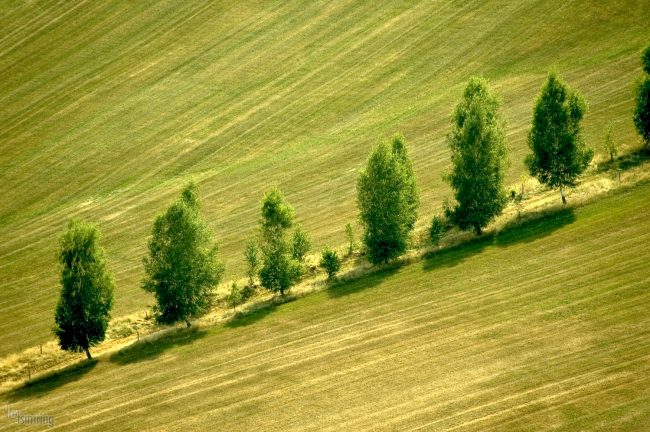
185,319,191,328
475,225,482,236
560,186,567,205
84,347,92,360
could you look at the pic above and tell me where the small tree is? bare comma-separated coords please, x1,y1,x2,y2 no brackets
291,226,311,264
446,76,509,235
429,215,445,247
258,187,300,296
227,282,242,312
357,139,416,264
344,223,356,256
526,73,593,204
320,247,341,280
634,45,650,149
142,182,224,327
603,124,618,163
244,238,260,288
391,134,419,231
54,220,114,359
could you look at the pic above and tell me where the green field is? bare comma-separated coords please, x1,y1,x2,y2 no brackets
2,180,649,431
0,1,648,355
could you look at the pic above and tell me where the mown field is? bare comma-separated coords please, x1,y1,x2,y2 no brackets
1,0,648,355
2,181,649,431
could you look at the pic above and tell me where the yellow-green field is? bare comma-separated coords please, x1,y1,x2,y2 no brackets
2,181,649,431
0,1,648,356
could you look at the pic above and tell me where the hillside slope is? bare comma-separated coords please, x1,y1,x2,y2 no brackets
1,0,648,355
2,181,650,431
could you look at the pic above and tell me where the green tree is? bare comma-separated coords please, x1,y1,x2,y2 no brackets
391,134,419,231
142,182,224,327
635,45,650,147
429,215,445,247
446,76,509,235
54,220,114,359
227,282,242,312
357,140,416,264
244,238,260,288
258,187,300,295
344,222,356,256
603,124,618,163
291,226,311,264
526,73,592,204
320,247,341,280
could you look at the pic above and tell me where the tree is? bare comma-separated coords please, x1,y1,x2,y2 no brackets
291,226,311,264
634,45,650,149
320,247,341,280
391,134,419,231
603,124,618,163
643,44,650,75
446,76,509,235
54,220,114,359
429,215,445,247
142,182,224,327
526,73,593,204
357,140,416,264
227,282,242,312
258,187,300,295
244,238,260,288
344,222,356,256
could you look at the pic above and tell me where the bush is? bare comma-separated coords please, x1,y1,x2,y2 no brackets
320,247,341,279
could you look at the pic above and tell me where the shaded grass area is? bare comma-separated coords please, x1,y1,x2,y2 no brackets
6,360,97,402
1,0,649,355
1,182,648,431
109,327,208,365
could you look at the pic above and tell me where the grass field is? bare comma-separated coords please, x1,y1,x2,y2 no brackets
1,1,649,355
2,180,649,431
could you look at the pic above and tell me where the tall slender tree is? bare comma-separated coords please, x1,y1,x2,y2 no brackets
54,220,114,359
391,134,419,231
142,182,224,327
446,76,509,235
258,187,300,296
634,44,650,148
526,73,592,204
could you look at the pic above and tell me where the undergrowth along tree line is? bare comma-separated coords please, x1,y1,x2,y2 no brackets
52,44,650,357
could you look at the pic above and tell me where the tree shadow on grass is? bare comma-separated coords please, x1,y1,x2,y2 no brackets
226,295,298,328
109,327,207,365
226,302,279,329
423,207,576,272
495,208,576,247
422,234,493,272
327,264,400,298
6,359,97,401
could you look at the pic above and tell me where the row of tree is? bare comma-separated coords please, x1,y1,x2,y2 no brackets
53,46,650,358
